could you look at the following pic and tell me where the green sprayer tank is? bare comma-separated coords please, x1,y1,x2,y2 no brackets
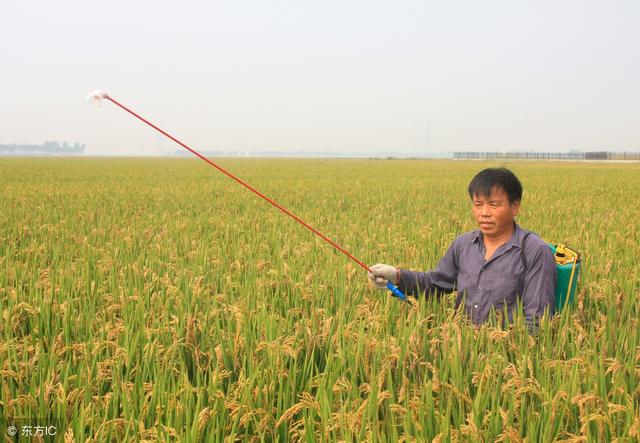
548,244,581,311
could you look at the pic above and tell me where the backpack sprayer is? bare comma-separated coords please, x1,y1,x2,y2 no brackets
548,243,581,311
522,232,581,312
87,90,407,301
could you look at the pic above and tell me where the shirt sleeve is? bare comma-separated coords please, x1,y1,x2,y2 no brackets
522,242,557,332
396,238,459,297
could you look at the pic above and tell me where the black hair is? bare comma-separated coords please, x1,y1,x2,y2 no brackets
467,167,523,204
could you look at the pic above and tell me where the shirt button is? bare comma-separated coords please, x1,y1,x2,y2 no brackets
479,286,483,290
474,304,478,309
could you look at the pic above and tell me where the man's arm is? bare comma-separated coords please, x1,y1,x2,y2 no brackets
522,242,557,332
396,238,460,297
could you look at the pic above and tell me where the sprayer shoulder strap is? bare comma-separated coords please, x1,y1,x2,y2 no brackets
520,232,532,272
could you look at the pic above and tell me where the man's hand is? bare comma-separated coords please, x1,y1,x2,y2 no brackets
368,263,399,289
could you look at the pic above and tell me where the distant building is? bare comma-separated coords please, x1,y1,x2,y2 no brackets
453,151,639,161
0,141,85,155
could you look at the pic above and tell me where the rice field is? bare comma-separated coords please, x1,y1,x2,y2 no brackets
1,157,639,441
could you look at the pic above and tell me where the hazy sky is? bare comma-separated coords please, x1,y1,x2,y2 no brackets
2,0,638,155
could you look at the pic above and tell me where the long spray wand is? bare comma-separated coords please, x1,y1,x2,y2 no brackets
87,90,406,301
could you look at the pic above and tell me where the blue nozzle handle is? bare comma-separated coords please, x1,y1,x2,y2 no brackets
386,281,406,301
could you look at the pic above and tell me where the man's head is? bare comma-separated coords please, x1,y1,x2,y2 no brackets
468,168,522,239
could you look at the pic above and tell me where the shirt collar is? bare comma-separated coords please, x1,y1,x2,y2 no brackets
471,222,523,248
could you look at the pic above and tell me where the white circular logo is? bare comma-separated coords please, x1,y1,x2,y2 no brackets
6,425,18,436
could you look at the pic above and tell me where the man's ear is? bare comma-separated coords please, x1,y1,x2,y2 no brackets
512,199,521,216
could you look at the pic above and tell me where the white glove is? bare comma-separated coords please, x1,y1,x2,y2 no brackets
367,263,399,289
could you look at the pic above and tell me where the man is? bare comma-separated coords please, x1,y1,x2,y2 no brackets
368,167,556,331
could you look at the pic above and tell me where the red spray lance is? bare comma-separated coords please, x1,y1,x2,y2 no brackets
87,90,407,301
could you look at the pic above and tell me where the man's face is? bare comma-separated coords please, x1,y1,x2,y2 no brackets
471,186,520,238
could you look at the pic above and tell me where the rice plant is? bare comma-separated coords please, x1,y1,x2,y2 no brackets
1,158,638,441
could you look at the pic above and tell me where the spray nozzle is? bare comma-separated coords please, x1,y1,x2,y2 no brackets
86,90,109,107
